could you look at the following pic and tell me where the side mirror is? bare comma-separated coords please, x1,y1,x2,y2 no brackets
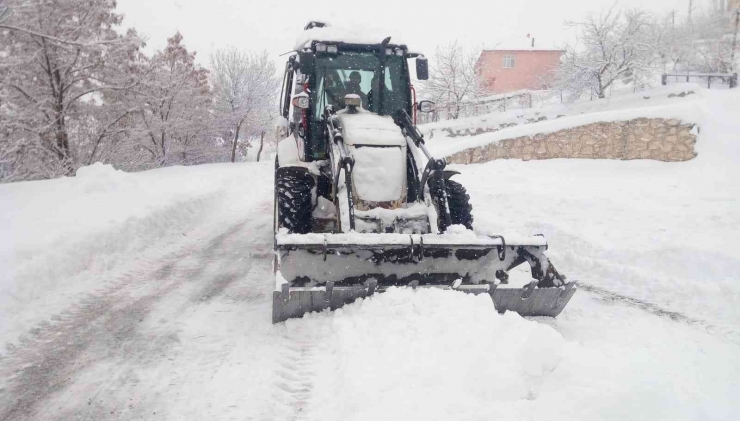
292,92,309,109
416,56,429,80
299,52,315,75
417,100,434,113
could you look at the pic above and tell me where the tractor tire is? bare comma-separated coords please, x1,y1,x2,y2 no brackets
446,179,474,230
429,177,474,232
276,169,314,234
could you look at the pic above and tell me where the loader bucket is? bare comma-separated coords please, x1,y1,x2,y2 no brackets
272,233,577,323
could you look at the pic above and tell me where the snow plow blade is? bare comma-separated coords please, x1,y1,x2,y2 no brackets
273,233,577,323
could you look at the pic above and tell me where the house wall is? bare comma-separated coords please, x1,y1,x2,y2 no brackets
477,50,563,94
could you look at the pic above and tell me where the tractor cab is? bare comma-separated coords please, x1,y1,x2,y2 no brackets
279,23,431,162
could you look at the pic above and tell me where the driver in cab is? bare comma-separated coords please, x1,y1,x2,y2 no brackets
344,71,368,108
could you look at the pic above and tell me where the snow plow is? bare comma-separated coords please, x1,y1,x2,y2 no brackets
272,22,576,323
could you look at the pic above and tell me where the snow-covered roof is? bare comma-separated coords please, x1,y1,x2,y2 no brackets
483,37,563,52
294,22,406,50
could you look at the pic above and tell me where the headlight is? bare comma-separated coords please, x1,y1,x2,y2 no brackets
326,45,338,54
315,42,327,52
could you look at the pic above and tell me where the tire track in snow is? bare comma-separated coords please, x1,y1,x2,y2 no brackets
270,327,320,421
573,273,740,344
0,220,256,421
534,226,740,343
188,220,253,304
578,283,714,326
0,261,182,421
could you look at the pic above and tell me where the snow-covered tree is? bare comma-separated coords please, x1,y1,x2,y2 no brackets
420,41,486,120
656,11,695,73
0,0,143,180
112,32,218,170
657,3,739,74
552,8,660,100
686,5,739,73
209,49,279,162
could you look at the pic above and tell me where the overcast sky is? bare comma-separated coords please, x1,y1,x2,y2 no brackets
117,0,699,65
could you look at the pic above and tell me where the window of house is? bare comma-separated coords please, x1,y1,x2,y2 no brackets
502,55,515,68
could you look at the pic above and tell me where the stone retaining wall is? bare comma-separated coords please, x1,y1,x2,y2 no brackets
446,118,698,164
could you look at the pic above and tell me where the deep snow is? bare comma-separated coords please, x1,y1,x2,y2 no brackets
1,86,739,420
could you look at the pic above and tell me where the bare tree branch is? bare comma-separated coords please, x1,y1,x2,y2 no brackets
210,48,279,162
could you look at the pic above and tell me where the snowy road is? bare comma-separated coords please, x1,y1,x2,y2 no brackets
1,87,739,420
0,200,278,419
1,164,738,420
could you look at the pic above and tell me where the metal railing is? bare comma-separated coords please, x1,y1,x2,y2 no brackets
661,73,738,89
418,91,537,124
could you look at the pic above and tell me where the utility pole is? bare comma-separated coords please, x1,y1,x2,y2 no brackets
688,0,694,24
731,7,740,73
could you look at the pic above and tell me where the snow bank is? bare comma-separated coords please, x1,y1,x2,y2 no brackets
285,287,739,420
299,288,566,419
0,162,268,352
2,164,220,275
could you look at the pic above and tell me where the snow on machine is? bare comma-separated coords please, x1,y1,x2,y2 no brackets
272,22,576,323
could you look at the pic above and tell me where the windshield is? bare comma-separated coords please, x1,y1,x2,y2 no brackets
311,51,410,119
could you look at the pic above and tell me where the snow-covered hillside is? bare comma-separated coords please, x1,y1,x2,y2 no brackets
1,87,738,420
424,83,708,158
